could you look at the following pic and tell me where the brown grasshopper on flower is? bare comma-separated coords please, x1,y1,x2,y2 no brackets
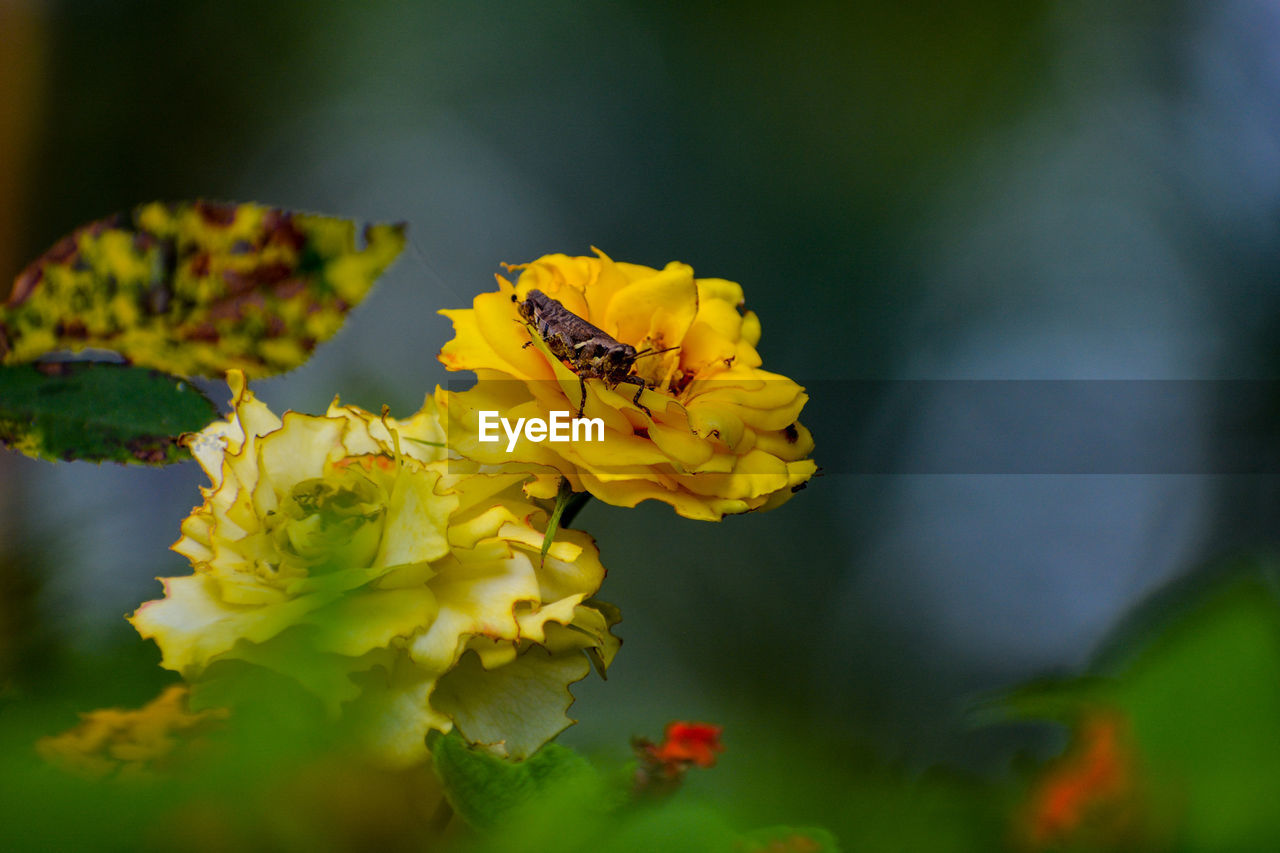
515,289,676,417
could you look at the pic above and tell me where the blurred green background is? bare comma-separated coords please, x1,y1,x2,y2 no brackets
5,1,1280,848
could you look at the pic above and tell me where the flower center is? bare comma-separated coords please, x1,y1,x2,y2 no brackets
268,468,386,573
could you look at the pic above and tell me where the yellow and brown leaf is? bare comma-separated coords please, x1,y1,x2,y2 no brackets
1,201,404,378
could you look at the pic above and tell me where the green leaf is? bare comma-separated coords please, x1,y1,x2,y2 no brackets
0,362,216,464
999,571,1280,851
431,646,592,761
435,731,750,853
1111,577,1280,850
430,730,606,830
1,201,405,378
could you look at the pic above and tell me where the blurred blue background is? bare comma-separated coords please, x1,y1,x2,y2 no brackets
3,0,1280,805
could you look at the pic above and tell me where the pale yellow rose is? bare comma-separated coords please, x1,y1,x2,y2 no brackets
130,371,618,766
438,250,815,520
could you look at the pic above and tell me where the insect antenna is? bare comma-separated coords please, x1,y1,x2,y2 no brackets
406,235,474,307
632,345,680,360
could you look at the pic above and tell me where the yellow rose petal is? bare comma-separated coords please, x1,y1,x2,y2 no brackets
132,371,619,767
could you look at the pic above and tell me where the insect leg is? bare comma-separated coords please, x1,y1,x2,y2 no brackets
617,375,652,418
514,317,536,348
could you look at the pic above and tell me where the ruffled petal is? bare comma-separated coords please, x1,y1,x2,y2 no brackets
132,370,618,767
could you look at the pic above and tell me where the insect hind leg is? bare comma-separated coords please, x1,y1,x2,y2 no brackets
616,375,652,418
632,383,651,418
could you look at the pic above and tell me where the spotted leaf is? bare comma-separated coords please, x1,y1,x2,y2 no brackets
1,201,405,378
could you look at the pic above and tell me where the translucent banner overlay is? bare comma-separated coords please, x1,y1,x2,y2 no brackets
443,379,1280,475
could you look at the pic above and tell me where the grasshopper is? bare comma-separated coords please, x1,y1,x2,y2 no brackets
515,289,674,417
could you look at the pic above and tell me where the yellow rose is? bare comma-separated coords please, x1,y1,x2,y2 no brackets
129,371,618,766
438,250,815,520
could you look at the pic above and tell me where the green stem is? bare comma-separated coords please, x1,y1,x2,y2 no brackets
538,479,593,566
558,489,592,529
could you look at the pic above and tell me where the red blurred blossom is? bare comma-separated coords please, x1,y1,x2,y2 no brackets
1018,709,1158,851
647,721,725,769
632,721,724,796
735,831,826,853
